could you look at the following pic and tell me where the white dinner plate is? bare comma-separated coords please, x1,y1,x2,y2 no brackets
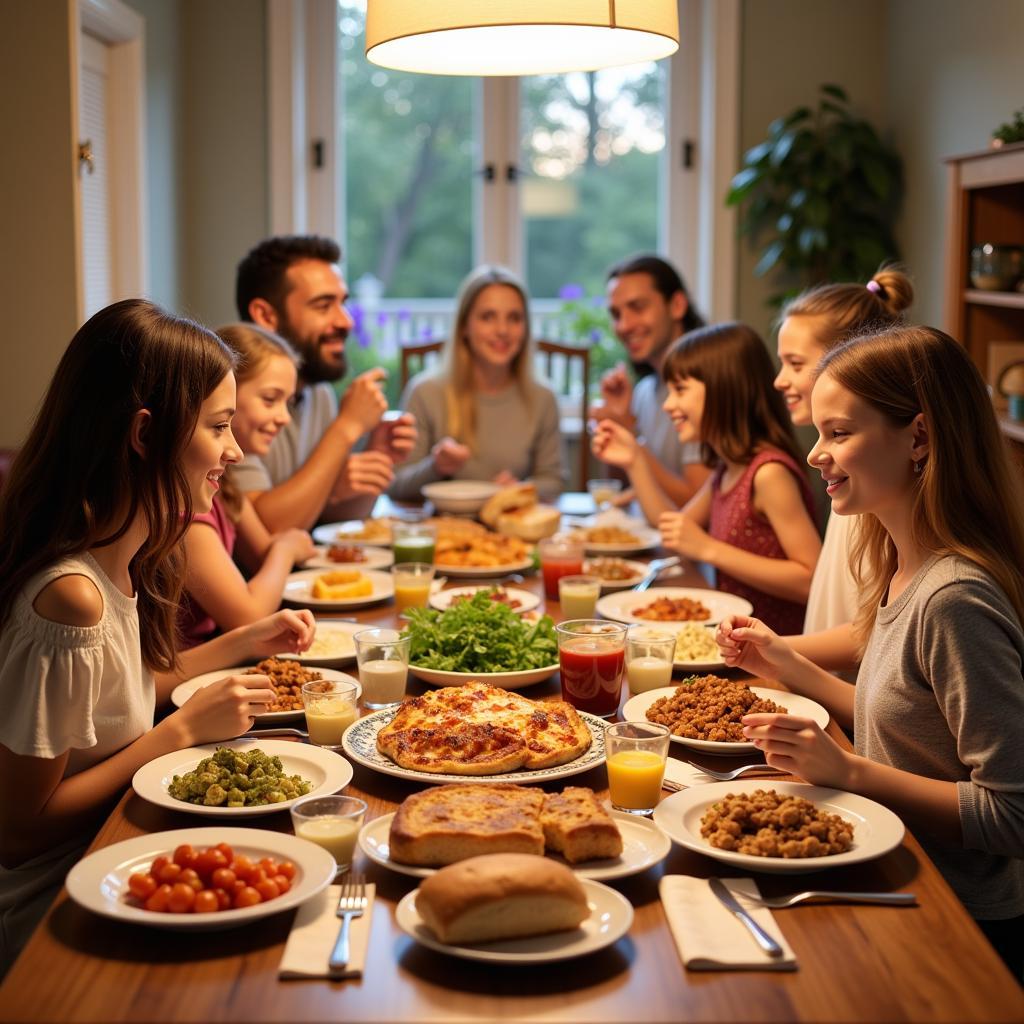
408,663,558,691
428,585,540,614
302,545,394,570
571,526,661,556
359,810,669,881
282,568,394,610
433,557,536,580
395,877,633,963
170,665,359,723
311,519,394,546
622,685,830,756
596,587,753,628
132,739,354,817
342,706,607,785
65,827,336,930
669,624,727,672
583,558,650,591
275,619,365,668
652,781,905,874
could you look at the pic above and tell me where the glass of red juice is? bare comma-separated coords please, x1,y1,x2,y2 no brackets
555,620,628,718
538,534,585,601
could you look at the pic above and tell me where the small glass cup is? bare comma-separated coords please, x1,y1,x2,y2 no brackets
625,626,677,695
556,619,627,718
290,795,367,874
300,676,360,747
354,627,411,709
391,561,436,615
538,532,585,602
587,477,623,512
604,721,671,815
392,521,436,565
558,574,602,619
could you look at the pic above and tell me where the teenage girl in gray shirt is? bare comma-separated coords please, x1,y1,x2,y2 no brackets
717,325,1024,978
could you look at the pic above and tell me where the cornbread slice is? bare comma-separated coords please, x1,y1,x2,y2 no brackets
389,784,545,866
540,787,623,864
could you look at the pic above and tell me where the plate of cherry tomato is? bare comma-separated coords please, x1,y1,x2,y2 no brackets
65,827,336,930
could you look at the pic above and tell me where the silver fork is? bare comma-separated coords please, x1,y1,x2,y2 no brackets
684,760,789,782
745,890,917,909
328,872,368,971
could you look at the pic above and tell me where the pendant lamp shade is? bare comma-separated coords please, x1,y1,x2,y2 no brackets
365,1,679,76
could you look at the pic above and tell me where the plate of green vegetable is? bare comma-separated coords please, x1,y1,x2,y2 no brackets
401,590,559,690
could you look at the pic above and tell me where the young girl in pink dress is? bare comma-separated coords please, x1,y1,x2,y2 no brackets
593,322,820,632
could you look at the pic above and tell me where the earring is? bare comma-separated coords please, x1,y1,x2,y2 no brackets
913,460,922,474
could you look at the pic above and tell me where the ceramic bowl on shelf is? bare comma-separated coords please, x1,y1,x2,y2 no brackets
970,243,1023,291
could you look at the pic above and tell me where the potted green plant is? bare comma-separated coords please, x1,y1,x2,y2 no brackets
726,84,903,305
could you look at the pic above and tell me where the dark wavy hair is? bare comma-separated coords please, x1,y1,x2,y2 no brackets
663,322,802,468
0,299,235,671
235,234,342,320
606,253,705,334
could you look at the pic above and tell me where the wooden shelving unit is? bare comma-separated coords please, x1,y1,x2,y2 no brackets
944,142,1024,448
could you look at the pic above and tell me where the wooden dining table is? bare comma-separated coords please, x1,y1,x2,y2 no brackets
2,508,1022,1023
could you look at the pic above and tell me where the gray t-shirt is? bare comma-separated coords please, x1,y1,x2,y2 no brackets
856,553,1024,920
390,373,566,501
631,373,701,472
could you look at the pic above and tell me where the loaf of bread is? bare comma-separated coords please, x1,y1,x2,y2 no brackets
415,853,589,944
541,787,624,864
389,784,545,866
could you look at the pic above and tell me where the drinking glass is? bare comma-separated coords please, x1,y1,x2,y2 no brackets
392,521,436,565
557,574,602,618
604,721,671,815
538,533,585,602
354,627,410,709
391,561,436,614
300,676,360,747
625,626,677,695
587,477,623,512
290,795,367,874
555,619,627,718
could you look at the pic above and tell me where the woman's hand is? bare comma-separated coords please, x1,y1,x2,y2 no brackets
657,510,711,560
241,609,316,659
432,437,471,476
591,418,639,469
716,615,797,680
272,527,317,565
741,713,855,789
175,674,276,745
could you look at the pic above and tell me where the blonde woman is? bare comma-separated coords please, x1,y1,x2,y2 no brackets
390,266,566,501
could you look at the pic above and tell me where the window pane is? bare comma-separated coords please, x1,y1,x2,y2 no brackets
520,66,666,299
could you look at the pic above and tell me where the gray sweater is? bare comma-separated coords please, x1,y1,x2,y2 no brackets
390,373,567,501
856,554,1024,919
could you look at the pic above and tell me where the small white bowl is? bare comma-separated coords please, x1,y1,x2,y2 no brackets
421,480,500,515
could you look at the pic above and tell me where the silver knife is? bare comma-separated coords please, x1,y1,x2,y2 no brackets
634,555,680,592
709,878,784,958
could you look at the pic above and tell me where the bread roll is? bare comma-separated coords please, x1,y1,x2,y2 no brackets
480,483,538,527
415,853,589,944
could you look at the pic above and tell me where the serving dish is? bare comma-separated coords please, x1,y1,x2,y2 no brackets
421,479,500,515
596,587,753,628
281,568,394,610
302,545,394,571
428,585,540,614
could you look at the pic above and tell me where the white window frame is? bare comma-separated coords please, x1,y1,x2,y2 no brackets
267,0,738,318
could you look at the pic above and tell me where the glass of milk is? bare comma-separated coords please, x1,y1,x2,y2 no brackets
300,676,361,746
354,627,410,709
625,626,677,695
290,795,367,874
557,574,602,618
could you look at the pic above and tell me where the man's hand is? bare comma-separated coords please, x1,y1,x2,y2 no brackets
367,412,417,465
337,369,388,439
432,437,471,477
594,363,634,424
333,450,395,502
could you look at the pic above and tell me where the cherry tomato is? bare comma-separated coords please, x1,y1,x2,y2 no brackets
213,887,232,911
215,842,235,865
233,886,262,909
128,873,157,901
247,868,268,888
211,868,236,891
193,889,219,914
195,848,227,880
178,868,204,892
167,882,197,913
258,857,278,875
230,855,254,882
232,879,247,896
255,879,280,902
156,862,182,885
173,844,197,869
272,874,291,895
145,884,173,913
149,856,170,879
275,861,296,881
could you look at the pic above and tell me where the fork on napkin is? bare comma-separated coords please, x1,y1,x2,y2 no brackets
659,875,797,971
279,883,376,980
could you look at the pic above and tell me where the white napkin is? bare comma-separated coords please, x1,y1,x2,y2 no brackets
659,875,797,971
279,883,375,980
663,757,724,789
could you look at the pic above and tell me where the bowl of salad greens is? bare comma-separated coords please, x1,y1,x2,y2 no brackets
400,589,559,689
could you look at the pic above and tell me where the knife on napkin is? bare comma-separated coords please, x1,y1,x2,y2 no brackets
709,878,783,958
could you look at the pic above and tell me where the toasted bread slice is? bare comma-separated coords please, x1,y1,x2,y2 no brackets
540,787,624,864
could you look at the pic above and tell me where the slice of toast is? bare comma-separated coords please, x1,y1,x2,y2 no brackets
540,787,624,864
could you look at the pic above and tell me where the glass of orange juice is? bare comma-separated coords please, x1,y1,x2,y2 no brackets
604,721,671,815
300,677,360,746
290,795,367,874
392,561,435,614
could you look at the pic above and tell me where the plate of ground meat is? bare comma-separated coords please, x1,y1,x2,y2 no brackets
652,781,905,873
622,676,829,755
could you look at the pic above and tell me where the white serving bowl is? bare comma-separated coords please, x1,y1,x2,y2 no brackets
421,479,500,515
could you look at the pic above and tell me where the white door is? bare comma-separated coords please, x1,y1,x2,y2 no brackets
79,31,112,318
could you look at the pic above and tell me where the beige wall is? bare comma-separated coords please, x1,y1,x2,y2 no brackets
0,1,80,448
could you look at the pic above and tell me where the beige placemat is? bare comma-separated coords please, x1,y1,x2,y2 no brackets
279,883,375,980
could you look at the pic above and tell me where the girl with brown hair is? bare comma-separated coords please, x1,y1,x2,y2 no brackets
593,322,821,633
0,300,314,973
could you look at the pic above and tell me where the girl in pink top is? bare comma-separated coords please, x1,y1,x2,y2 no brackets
593,322,820,632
